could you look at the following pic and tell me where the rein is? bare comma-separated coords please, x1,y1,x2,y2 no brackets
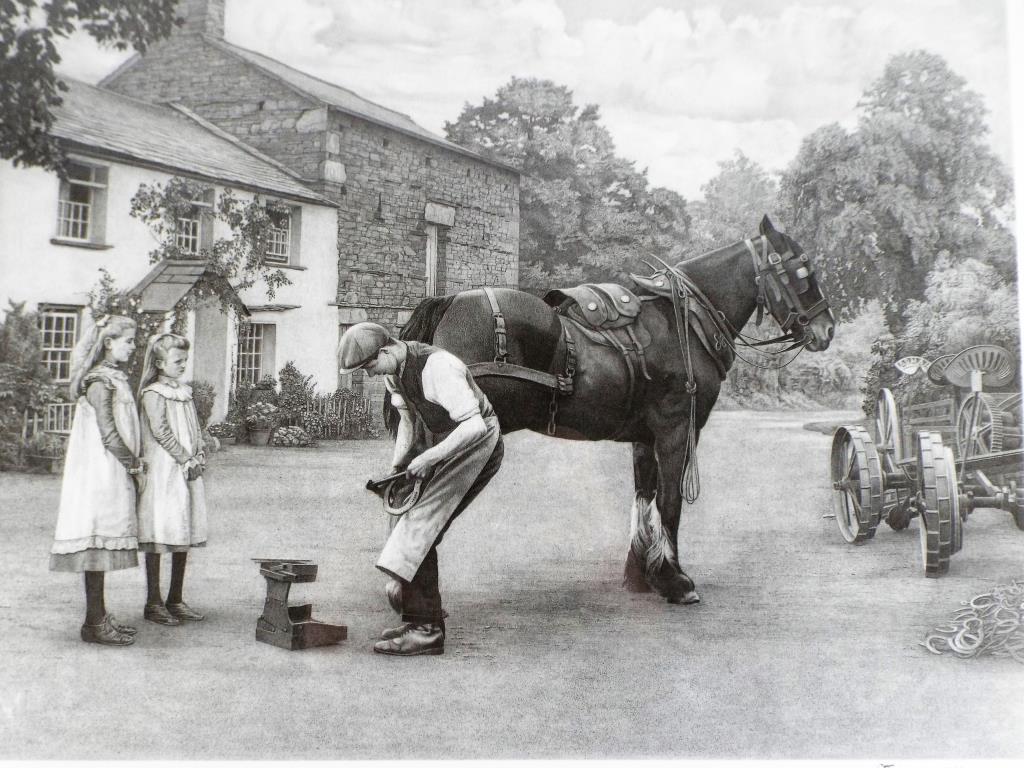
642,234,829,501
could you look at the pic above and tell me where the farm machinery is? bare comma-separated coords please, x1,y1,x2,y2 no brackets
830,345,1024,577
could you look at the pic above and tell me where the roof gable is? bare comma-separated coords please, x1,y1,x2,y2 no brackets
205,38,519,174
53,79,335,206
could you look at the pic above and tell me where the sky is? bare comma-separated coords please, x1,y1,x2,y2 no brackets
56,0,1016,202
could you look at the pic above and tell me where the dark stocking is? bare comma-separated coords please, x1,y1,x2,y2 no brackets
145,553,162,604
167,552,188,604
84,571,105,625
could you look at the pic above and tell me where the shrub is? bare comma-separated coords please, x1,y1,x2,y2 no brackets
245,401,280,430
186,379,216,429
24,431,66,458
271,425,316,447
0,302,58,468
277,361,315,422
207,421,239,439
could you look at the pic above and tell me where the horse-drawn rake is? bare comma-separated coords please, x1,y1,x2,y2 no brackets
830,345,1024,577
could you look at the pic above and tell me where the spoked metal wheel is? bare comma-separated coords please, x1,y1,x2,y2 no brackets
916,432,956,577
945,446,963,556
873,388,906,526
873,388,903,471
830,426,883,544
957,392,1005,459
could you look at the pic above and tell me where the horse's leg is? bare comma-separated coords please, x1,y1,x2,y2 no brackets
646,425,700,604
624,442,657,592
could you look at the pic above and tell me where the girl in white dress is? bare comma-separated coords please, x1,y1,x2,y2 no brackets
50,314,144,646
136,333,208,625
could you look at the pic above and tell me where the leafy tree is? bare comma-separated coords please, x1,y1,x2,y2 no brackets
864,256,1021,413
446,77,691,291
779,51,1016,327
687,151,778,253
1,0,180,173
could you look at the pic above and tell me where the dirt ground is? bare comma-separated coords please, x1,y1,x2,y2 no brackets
2,409,1022,760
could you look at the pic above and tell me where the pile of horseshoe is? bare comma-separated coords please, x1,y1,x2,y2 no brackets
921,580,1024,662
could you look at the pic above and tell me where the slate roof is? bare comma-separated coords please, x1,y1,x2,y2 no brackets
53,78,334,206
131,259,248,315
205,38,520,175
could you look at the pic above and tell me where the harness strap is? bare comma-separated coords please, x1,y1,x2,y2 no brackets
483,286,508,363
626,325,652,381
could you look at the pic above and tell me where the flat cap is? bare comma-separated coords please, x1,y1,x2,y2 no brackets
338,322,392,374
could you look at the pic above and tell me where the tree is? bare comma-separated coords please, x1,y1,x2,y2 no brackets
1,0,180,173
687,151,779,253
446,77,690,291
779,51,1016,327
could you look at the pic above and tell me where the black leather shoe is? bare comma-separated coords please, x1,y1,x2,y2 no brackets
107,614,137,635
373,623,444,656
165,601,205,622
380,619,445,640
81,617,134,646
144,602,181,626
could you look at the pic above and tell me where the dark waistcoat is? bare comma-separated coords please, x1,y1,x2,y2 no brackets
392,342,492,435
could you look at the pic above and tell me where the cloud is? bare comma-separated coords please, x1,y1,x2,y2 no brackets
54,0,1014,202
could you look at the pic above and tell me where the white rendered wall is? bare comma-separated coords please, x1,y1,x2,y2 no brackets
0,155,339,406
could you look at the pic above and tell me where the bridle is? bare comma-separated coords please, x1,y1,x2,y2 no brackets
744,235,831,351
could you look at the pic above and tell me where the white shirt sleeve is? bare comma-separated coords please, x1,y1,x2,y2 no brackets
384,375,407,410
421,351,480,422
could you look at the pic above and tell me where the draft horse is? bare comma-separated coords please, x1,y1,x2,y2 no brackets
390,216,835,604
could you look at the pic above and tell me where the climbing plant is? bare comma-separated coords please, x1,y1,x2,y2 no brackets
129,177,293,306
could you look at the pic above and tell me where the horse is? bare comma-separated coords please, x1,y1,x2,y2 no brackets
388,216,835,605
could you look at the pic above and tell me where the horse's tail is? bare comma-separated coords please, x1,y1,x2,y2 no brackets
382,294,457,437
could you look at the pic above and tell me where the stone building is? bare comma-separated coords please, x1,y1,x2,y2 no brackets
102,0,521,398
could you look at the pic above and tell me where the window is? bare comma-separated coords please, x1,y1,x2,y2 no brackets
266,210,290,265
175,192,213,256
56,162,108,244
236,322,276,386
264,204,301,266
39,307,79,382
176,213,201,255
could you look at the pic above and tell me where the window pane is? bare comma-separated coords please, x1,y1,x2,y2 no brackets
58,185,92,240
39,310,78,381
266,212,290,264
236,323,264,386
176,212,201,254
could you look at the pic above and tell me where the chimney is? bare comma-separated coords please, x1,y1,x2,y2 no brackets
177,0,225,38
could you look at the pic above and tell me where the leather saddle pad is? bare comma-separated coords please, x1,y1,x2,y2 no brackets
543,283,642,330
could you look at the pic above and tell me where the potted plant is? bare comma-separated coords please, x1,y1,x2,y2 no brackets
207,421,239,446
24,432,66,473
245,402,279,446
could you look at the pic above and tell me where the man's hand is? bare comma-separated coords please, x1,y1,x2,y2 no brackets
406,453,437,478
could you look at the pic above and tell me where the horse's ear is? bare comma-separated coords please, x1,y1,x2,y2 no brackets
759,215,776,235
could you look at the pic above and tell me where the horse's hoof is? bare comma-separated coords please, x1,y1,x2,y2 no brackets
623,549,653,592
667,590,701,605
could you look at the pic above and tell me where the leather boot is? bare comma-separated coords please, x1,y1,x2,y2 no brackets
380,618,445,640
373,622,444,656
81,616,134,646
107,614,137,635
166,601,205,621
144,602,181,626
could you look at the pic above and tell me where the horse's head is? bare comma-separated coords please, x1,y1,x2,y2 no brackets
756,216,835,352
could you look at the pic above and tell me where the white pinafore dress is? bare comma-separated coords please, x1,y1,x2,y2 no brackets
137,381,208,552
50,366,141,572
